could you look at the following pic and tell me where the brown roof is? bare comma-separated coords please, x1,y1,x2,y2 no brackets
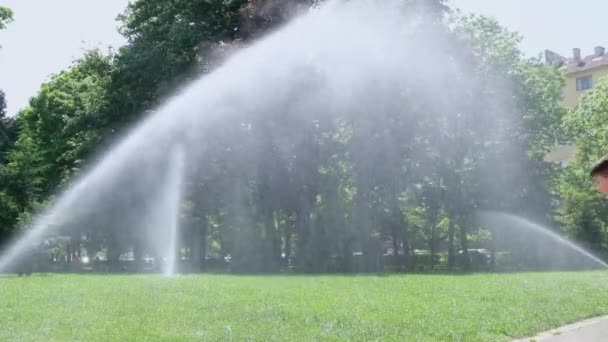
563,54,608,75
545,48,608,75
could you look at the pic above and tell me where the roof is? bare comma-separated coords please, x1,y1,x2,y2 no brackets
545,48,608,75
563,54,608,75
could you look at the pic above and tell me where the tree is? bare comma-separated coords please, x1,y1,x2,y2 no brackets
557,79,608,254
0,6,20,244
16,51,113,193
0,51,113,245
106,0,245,128
0,5,17,159
0,0,570,273
0,90,19,163
0,6,12,30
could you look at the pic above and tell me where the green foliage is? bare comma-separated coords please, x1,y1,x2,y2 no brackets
0,190,18,241
0,135,45,212
556,79,608,251
0,52,112,238
0,90,19,164
562,79,608,162
0,0,570,272
15,51,113,193
108,0,245,125
0,6,13,30
0,6,19,240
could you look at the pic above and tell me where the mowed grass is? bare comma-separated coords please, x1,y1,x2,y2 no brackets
1,272,608,341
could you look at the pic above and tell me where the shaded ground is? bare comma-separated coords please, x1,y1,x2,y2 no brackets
1,272,608,341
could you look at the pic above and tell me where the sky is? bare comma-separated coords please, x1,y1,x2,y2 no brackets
0,0,129,116
0,0,607,116
449,0,608,59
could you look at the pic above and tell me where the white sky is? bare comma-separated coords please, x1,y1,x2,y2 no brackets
0,0,606,116
0,0,129,116
449,0,608,59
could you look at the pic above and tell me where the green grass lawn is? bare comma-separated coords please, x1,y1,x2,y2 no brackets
1,272,608,341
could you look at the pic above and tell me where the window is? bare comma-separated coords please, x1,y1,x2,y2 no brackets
576,76,593,91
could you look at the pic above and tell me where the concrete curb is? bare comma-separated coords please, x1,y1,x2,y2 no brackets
514,315,608,341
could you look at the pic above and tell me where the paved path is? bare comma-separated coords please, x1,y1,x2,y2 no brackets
514,315,608,341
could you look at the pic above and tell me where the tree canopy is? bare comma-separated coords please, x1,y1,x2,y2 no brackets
0,0,586,274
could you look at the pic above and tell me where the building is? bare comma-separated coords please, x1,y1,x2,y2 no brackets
543,46,608,163
545,46,608,107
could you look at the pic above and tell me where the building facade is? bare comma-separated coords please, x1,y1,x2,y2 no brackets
543,46,608,163
545,46,608,107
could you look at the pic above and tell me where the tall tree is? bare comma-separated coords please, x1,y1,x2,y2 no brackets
0,0,571,272
558,79,608,253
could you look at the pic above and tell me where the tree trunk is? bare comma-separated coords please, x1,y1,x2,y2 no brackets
107,235,121,272
191,226,201,271
272,211,281,269
391,228,400,271
285,214,293,267
65,240,72,272
133,240,143,272
459,215,470,270
190,217,207,272
295,204,312,272
429,225,436,270
263,206,277,272
447,216,455,271
201,219,208,270
427,203,439,271
402,221,410,271
489,228,496,272
354,173,373,272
